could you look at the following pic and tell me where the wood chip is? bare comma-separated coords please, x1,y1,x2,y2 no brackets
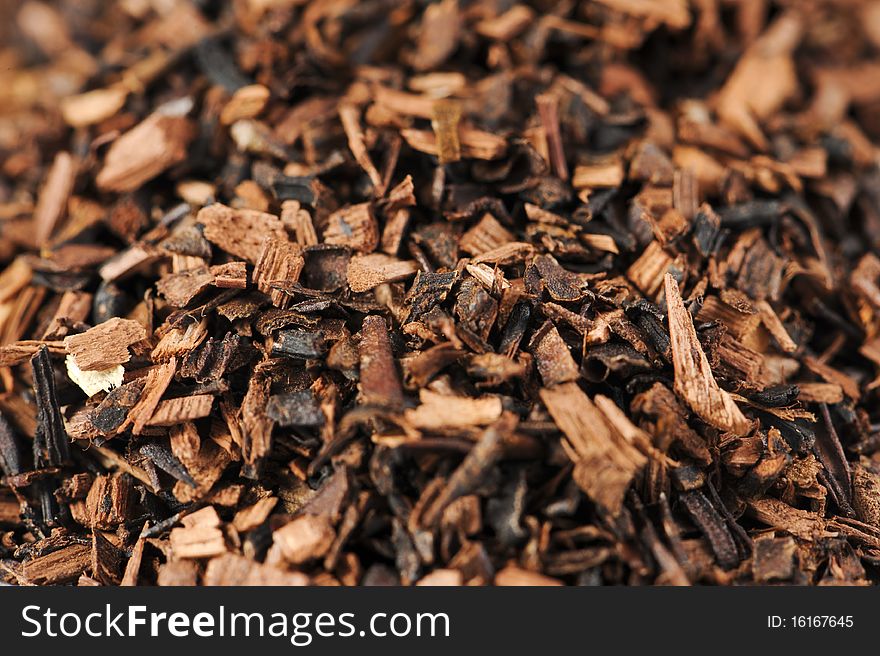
146,394,214,426
665,274,750,435
64,318,146,371
541,382,646,514
199,203,288,264
96,112,195,192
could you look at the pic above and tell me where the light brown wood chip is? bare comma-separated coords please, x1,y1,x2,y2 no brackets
529,321,580,387
34,151,77,247
122,358,177,435
60,86,128,128
281,200,318,246
146,394,215,426
347,253,419,293
272,514,336,564
253,237,304,307
96,113,195,192
323,203,379,253
572,161,624,188
233,497,279,533
22,543,91,585
64,318,146,371
198,203,288,263
400,127,507,160
339,102,383,189
459,213,514,256
431,99,462,164
664,273,751,435
203,553,309,586
716,11,802,149
220,84,270,125
405,389,502,430
156,266,216,306
210,261,248,288
170,507,227,559
495,565,563,586
540,382,646,514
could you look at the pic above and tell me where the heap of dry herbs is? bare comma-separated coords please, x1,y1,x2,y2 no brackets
2,0,880,586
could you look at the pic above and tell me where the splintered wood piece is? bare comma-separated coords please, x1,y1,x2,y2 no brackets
86,473,134,529
381,209,411,256
339,103,383,189
0,341,66,368
0,257,32,305
802,356,860,400
253,237,304,307
460,213,514,256
401,127,507,160
22,543,91,585
405,389,502,429
99,243,164,282
199,203,288,263
665,274,750,435
752,536,797,582
673,168,699,220
146,394,214,426
272,514,336,565
347,253,419,292
323,203,379,253
540,382,646,514
42,290,92,339
34,151,77,247
233,496,278,533
716,11,802,148
241,369,273,475
156,266,216,306
281,200,318,246
412,0,460,71
756,299,797,352
220,84,270,125
120,524,148,586
529,321,579,386
359,315,404,408
852,465,880,529
91,531,124,586
123,358,177,435
431,99,462,164
210,261,248,288
153,320,208,361
536,93,568,180
747,498,831,540
64,318,146,371
170,508,227,559
572,161,624,188
203,553,309,586
96,113,195,192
